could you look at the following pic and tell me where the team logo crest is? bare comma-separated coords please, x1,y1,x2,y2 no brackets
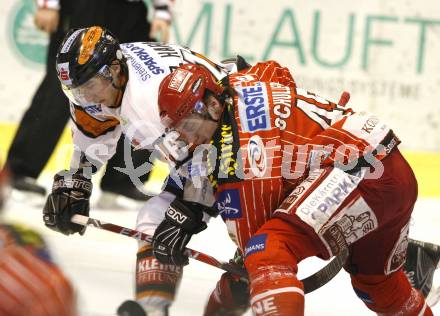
248,135,267,177
216,189,242,219
57,62,72,85
59,67,69,81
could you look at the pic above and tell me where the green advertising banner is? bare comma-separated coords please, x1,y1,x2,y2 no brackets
8,0,48,66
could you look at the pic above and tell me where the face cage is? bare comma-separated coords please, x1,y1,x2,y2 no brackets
61,64,113,106
156,92,222,166
155,115,216,167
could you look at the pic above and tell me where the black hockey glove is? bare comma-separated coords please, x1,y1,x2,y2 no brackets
43,170,92,235
152,199,215,266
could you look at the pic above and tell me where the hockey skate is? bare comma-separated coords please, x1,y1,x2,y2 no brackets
117,300,170,316
100,183,151,201
11,175,46,196
404,238,440,307
95,190,144,209
96,182,150,209
117,300,147,316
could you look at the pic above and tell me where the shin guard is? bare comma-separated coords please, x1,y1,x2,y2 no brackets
247,265,304,316
136,245,182,315
352,270,433,316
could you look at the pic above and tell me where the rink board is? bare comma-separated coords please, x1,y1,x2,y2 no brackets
1,123,439,197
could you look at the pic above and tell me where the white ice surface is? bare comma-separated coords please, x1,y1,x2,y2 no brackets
2,187,439,316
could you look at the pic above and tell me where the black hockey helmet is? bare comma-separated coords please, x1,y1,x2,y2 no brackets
55,26,126,105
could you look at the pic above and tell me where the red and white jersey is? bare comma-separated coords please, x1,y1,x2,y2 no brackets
0,224,76,316
69,42,234,168
212,61,400,251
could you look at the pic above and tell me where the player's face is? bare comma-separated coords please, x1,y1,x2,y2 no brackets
174,94,223,146
77,76,117,107
205,94,223,120
62,64,122,108
175,112,218,145
156,92,224,166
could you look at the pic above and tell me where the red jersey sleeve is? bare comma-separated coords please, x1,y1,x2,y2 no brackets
307,111,400,168
281,87,400,169
231,60,296,89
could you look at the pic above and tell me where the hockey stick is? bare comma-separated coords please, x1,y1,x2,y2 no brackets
71,214,247,279
71,214,347,293
302,248,349,293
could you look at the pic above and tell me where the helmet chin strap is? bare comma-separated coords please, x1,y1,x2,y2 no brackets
204,92,229,123
110,57,128,90
111,75,125,90
112,73,127,91
110,67,128,107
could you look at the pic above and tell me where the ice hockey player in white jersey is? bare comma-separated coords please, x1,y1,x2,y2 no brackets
41,25,247,316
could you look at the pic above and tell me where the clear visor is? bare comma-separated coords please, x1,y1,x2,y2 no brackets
62,65,113,106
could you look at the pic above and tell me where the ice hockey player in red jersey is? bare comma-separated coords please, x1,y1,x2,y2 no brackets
0,167,77,316
40,25,438,315
152,61,434,315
